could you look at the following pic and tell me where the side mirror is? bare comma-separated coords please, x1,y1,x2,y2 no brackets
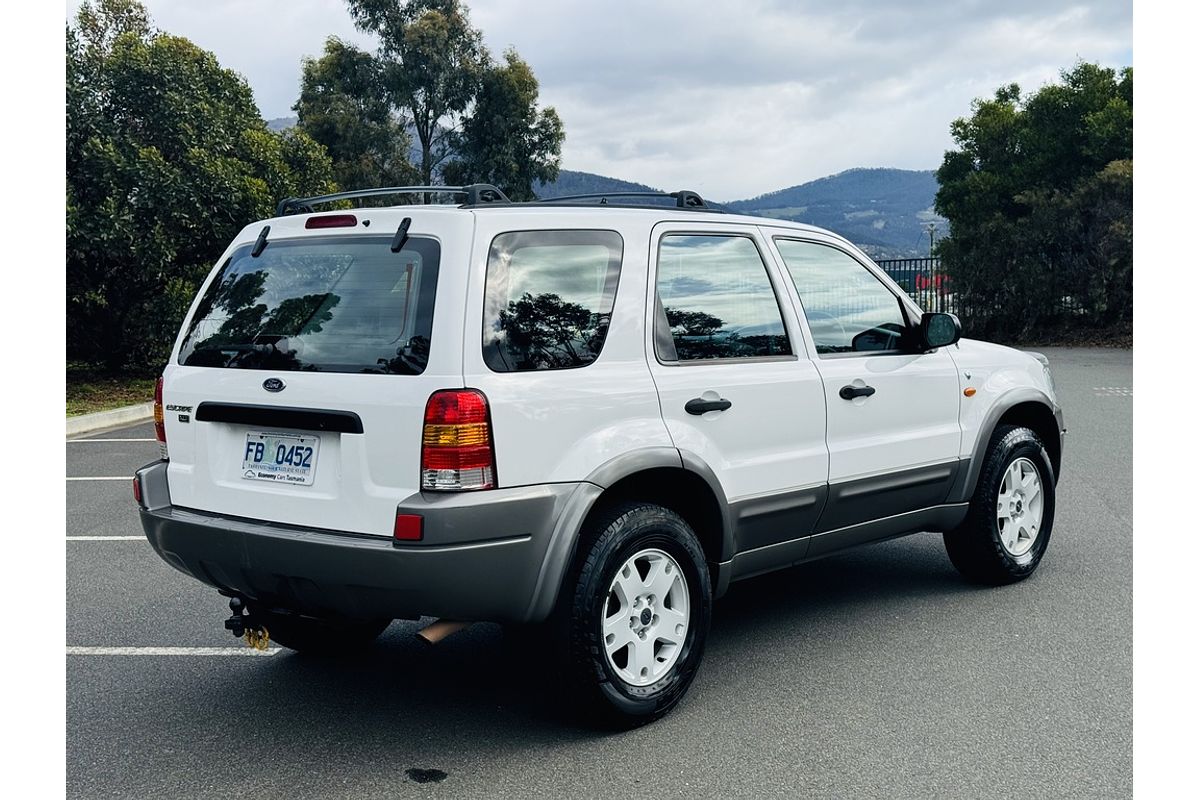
920,312,961,349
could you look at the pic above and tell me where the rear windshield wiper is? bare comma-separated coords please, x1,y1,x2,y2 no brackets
390,217,412,253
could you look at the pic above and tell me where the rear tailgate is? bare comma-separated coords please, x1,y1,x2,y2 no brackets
160,210,473,537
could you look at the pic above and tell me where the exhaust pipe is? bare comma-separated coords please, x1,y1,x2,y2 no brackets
416,619,471,645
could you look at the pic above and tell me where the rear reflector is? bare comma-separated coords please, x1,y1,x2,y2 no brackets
421,389,496,491
305,214,358,229
153,377,168,460
132,476,143,506
394,513,423,542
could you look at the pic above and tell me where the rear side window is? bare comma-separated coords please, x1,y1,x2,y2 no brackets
482,230,623,372
655,234,792,361
178,235,439,374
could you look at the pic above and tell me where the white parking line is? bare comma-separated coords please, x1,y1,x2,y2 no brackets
67,536,144,541
67,438,156,443
66,476,129,481
67,646,280,657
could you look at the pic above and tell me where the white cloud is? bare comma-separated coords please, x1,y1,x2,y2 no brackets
65,0,1131,199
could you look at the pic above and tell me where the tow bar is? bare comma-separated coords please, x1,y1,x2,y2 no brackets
223,596,271,651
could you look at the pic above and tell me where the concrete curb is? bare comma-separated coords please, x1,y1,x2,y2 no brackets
66,402,154,438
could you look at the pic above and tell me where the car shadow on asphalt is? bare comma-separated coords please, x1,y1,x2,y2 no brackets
177,534,981,746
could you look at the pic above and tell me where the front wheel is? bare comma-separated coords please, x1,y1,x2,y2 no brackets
944,424,1056,584
565,502,712,728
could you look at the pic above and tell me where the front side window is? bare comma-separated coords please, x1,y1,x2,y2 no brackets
774,239,909,355
178,235,439,374
482,230,623,372
655,234,791,361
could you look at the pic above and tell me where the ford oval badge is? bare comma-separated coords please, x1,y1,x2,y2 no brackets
262,377,286,393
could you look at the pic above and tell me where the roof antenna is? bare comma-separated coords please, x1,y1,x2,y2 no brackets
391,217,412,253
251,225,270,258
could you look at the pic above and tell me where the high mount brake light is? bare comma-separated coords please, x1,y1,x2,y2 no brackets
421,389,496,491
305,214,358,229
153,377,168,460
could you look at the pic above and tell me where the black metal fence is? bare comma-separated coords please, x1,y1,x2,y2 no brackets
875,257,1086,321
875,257,955,314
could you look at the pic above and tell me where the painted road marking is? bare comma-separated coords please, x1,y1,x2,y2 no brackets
67,646,280,657
67,536,144,541
67,438,156,443
1093,386,1133,396
66,476,130,481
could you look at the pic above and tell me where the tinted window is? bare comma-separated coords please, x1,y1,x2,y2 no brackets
178,235,439,374
656,235,791,361
775,239,908,355
483,230,623,372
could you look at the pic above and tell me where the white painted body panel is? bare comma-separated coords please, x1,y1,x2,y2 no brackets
948,338,1058,457
461,210,673,487
757,226,962,482
158,202,1059,543
644,221,829,503
809,349,962,482
162,209,474,536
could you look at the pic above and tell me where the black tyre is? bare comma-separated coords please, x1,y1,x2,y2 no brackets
564,502,712,729
255,610,390,654
944,425,1056,585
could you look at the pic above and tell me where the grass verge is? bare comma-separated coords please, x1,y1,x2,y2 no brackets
67,369,156,417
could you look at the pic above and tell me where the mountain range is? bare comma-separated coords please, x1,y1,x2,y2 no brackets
266,117,942,257
536,168,944,258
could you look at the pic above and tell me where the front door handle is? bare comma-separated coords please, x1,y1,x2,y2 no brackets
685,397,732,415
839,384,876,400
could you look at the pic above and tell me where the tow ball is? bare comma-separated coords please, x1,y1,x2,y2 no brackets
223,596,271,651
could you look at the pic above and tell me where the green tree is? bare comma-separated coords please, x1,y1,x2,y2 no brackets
347,0,486,185
443,49,564,200
294,37,420,192
67,0,335,371
935,63,1132,339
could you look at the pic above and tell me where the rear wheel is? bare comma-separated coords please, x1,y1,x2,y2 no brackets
255,610,390,654
564,502,712,728
944,425,1056,584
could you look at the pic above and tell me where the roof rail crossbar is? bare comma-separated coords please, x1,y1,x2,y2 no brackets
276,184,510,216
536,189,718,211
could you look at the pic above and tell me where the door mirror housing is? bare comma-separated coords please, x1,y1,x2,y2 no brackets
920,312,961,349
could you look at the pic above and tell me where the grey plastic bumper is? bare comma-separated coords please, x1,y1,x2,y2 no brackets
136,461,589,623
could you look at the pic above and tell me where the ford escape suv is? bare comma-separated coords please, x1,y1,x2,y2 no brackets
136,184,1065,727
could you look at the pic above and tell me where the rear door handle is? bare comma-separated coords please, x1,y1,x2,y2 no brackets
685,397,732,415
839,384,876,400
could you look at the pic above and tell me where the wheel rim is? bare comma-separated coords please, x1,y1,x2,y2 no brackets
602,548,690,687
996,457,1044,557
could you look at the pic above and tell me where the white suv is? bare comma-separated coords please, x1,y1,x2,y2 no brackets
136,185,1064,727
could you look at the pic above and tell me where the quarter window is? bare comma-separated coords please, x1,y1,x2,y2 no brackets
774,239,909,355
655,235,791,361
482,230,623,372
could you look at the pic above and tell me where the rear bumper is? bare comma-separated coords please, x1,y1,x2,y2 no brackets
136,461,589,623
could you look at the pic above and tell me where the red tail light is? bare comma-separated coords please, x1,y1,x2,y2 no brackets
132,476,143,506
153,377,168,460
421,389,495,491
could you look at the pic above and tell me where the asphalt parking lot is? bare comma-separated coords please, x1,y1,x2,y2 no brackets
66,347,1132,799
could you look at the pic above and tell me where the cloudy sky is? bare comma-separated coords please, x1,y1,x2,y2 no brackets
65,0,1131,200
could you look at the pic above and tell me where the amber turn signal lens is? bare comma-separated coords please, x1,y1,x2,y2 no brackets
964,387,977,397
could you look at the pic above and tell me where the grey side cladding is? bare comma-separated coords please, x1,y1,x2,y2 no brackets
729,484,827,553
523,447,737,621
816,460,962,532
951,388,1063,503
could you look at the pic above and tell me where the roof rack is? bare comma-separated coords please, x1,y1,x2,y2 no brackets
276,184,509,216
533,190,723,212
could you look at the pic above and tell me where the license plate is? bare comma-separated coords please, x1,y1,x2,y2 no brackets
241,431,321,485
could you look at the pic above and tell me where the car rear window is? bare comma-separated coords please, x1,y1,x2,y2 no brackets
178,234,439,374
